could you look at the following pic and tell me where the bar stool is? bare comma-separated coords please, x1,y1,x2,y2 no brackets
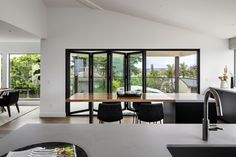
137,103,164,124
132,102,151,123
98,102,123,123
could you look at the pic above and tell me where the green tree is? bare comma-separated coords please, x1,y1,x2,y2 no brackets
180,62,189,78
93,56,107,92
163,64,175,92
147,71,162,90
165,64,175,78
10,54,40,98
129,55,142,75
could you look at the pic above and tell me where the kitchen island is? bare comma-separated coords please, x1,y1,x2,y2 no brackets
213,87,236,123
0,124,236,157
164,93,216,123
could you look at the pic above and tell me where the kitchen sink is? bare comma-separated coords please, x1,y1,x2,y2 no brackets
167,144,236,157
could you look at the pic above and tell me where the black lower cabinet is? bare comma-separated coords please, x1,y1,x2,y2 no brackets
175,102,217,123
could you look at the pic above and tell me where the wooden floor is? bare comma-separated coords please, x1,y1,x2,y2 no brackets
0,108,135,138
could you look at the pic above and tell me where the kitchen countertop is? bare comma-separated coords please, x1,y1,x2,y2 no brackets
165,93,214,102
212,87,236,94
0,124,236,157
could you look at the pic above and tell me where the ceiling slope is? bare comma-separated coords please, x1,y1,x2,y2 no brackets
43,0,236,39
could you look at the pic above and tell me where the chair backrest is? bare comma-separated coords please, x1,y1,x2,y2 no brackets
137,103,164,122
133,102,151,111
98,102,123,122
7,91,20,106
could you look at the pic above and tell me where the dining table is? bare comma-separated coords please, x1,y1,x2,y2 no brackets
66,93,176,123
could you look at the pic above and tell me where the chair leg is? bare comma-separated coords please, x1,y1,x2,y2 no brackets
1,107,5,112
133,114,135,124
6,106,11,117
119,120,121,124
135,115,138,124
15,103,20,113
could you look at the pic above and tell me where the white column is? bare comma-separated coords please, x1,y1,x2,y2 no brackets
1,52,8,88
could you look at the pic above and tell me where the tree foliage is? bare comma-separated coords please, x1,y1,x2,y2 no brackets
10,54,40,98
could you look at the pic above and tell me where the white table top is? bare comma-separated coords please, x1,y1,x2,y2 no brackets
0,124,236,157
67,93,212,103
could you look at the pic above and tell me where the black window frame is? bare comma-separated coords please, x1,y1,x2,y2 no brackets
65,49,200,116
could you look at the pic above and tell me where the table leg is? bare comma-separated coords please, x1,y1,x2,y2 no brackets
89,102,94,124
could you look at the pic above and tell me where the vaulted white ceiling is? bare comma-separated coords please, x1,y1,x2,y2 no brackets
44,0,236,39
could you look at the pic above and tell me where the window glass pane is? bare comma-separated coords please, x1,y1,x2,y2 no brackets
93,53,107,93
179,53,198,93
112,53,124,92
9,54,40,98
146,51,198,93
146,53,175,93
70,53,89,95
129,53,142,91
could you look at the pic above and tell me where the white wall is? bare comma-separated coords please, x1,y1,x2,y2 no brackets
0,42,40,53
229,37,236,49
41,8,234,117
0,0,47,38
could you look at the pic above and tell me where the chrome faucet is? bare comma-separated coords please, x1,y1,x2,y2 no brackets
202,88,223,141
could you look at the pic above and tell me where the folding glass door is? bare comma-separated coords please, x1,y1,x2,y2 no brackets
70,53,90,95
111,52,125,93
93,53,108,93
66,52,90,115
127,52,145,93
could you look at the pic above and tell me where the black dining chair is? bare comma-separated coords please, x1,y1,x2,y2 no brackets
98,102,123,123
137,103,164,124
132,102,151,123
0,91,20,117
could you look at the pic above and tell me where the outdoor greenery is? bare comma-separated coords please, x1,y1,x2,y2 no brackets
10,54,40,98
71,54,197,94
93,55,107,92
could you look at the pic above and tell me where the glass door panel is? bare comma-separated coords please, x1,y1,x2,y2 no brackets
179,52,198,93
146,51,175,93
93,53,108,93
70,53,89,95
112,53,125,92
128,53,143,92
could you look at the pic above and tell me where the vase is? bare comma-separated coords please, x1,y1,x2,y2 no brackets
220,80,228,88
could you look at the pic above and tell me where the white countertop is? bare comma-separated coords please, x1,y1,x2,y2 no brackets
212,87,236,94
165,93,214,102
0,124,236,157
